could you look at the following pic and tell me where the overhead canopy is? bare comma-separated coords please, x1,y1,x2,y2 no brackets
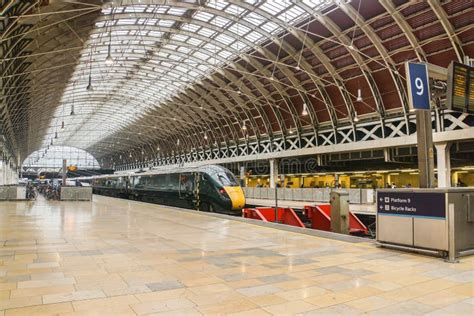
1,0,472,167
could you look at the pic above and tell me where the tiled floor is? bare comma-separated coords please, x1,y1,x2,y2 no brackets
0,195,472,315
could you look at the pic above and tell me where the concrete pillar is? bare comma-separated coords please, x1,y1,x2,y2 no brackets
269,159,279,188
416,110,435,188
62,159,67,185
239,164,246,187
0,161,3,185
6,164,11,185
435,142,452,188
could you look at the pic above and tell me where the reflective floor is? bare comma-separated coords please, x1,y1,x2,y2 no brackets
0,195,472,315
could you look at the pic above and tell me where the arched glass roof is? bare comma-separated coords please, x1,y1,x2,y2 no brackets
22,146,100,169
1,0,472,167
46,0,335,150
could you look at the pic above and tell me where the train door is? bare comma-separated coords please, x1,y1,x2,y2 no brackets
194,172,201,210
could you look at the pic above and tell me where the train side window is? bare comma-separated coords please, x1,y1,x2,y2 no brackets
180,174,194,192
134,176,142,188
170,174,180,190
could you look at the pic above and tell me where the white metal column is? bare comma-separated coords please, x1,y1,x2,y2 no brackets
435,142,452,188
269,159,279,188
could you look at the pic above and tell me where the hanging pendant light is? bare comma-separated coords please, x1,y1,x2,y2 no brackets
105,43,113,66
353,111,359,122
242,122,247,131
86,45,93,91
70,104,75,116
54,131,58,139
50,139,54,145
356,88,363,102
302,103,308,116
86,74,93,91
204,133,208,140
61,121,65,130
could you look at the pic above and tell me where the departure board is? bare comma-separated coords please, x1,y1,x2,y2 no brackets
447,61,474,113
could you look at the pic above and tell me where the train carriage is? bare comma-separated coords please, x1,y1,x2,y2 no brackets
86,165,245,215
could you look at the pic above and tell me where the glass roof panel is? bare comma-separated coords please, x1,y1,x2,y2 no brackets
183,23,200,32
23,146,100,169
197,27,217,37
207,1,227,10
244,11,265,26
227,23,251,36
194,11,213,22
260,1,287,15
260,21,282,34
42,1,334,151
157,20,175,27
167,7,187,15
211,16,231,28
215,33,234,45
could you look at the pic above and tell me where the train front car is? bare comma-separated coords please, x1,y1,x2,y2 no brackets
200,166,245,215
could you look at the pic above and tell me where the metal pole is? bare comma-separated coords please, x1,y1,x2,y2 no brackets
416,110,435,188
274,181,278,223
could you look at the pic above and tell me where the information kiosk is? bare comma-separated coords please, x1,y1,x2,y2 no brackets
376,188,474,261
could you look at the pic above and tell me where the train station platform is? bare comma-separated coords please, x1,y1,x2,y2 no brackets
0,196,473,315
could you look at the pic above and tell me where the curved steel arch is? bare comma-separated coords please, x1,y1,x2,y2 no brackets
2,0,470,169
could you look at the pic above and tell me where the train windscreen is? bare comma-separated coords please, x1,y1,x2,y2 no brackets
212,170,238,186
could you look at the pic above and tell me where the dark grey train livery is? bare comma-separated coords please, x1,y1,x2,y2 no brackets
82,165,245,215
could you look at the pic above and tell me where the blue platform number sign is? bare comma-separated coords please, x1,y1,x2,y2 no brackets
406,62,430,110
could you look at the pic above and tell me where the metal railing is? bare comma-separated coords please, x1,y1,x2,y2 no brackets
243,187,375,204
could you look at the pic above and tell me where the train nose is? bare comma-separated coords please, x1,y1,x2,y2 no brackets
223,186,246,210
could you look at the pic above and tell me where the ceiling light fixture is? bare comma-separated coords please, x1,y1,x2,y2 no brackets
302,103,308,116
204,133,208,140
356,88,363,102
86,73,93,91
86,45,93,91
354,111,359,122
105,43,113,66
242,122,247,131
61,121,65,130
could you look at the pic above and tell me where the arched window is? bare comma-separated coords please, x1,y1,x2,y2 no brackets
22,146,100,169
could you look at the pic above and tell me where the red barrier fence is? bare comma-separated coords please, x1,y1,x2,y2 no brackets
242,207,305,228
303,205,368,235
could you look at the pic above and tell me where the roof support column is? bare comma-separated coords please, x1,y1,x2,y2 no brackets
435,142,451,188
269,158,279,189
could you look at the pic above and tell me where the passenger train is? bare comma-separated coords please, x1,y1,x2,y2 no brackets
80,165,245,215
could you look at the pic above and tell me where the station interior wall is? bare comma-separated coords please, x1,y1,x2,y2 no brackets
243,170,474,189
0,161,19,185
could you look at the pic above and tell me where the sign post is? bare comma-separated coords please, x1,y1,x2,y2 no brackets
406,62,435,188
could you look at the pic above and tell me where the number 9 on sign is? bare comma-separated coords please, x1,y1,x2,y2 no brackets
406,62,430,110
415,77,424,96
